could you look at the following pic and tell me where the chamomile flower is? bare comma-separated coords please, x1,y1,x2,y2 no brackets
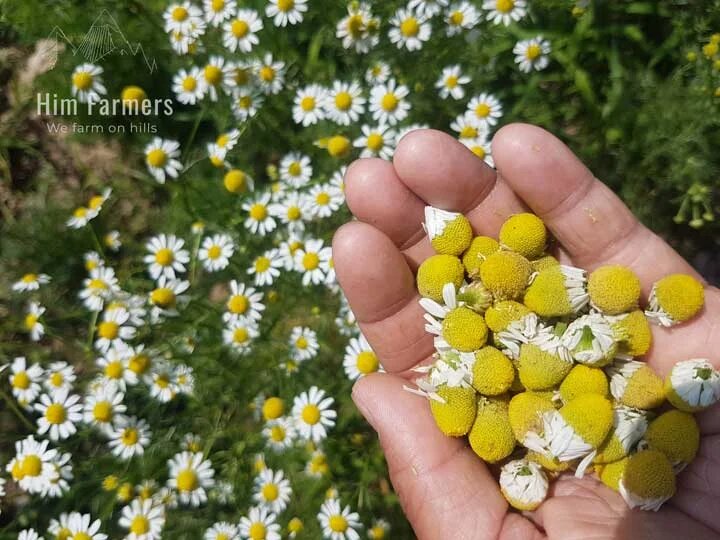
224,281,265,323
645,273,705,327
239,506,281,540
409,0,449,16
97,348,137,391
514,36,551,72
308,183,344,218
84,386,127,435
294,239,332,285
279,152,313,187
499,459,549,511
232,88,263,120
248,249,283,286
34,389,82,441
67,205,98,229
109,416,151,460
24,301,45,341
71,63,106,103
305,450,329,478
95,306,136,353
144,138,183,184
48,513,73,539
205,522,240,540
365,62,390,85
270,192,311,234
436,65,471,100
119,498,165,539
483,0,527,26
325,80,365,126
336,3,380,54
369,79,411,125
665,358,720,411
79,266,119,311
253,468,292,513
289,326,319,361
104,230,121,251
168,451,215,506
149,361,180,402
165,2,204,33
9,356,43,407
13,273,50,292
318,498,361,540
445,2,480,35
263,417,297,451
204,0,236,26
343,334,381,380
226,60,256,90
460,137,494,166
255,54,286,94
353,124,396,159
84,251,104,272
207,143,229,168
169,30,195,55
7,435,58,494
243,193,277,235
467,93,503,126
367,519,390,539
292,386,336,442
144,234,190,280
175,364,195,395
42,361,75,395
202,56,231,101
198,234,235,272
223,319,260,354
65,513,106,540
223,9,263,52
562,312,619,366
266,0,307,26
293,84,327,126
389,8,431,51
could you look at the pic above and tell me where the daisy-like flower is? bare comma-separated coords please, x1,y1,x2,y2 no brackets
562,312,618,366
198,234,235,272
79,266,119,311
254,53,285,95
108,294,148,327
318,498,361,540
467,93,503,126
514,36,551,73
95,306,136,353
43,361,75,394
270,192,311,234
353,124,396,159
263,417,297,451
293,84,327,126
169,30,196,55
42,449,73,498
83,385,127,435
84,251,104,272
204,0,236,26
175,364,195,395
325,80,365,126
266,0,307,26
388,8,431,51
182,433,203,453
365,62,390,85
173,67,206,104
34,389,82,441
24,301,45,341
225,60,255,90
167,451,215,506
294,239,332,286
436,65,471,100
369,79,411,125
368,519,390,539
223,9,263,52
239,506,281,540
201,56,231,101
66,513,107,540
12,272,50,292
109,416,151,460
343,334,381,380
483,0,527,26
248,249,283,286
243,193,277,236
253,468,292,514
18,530,41,540
144,138,183,184
223,319,260,354
336,3,380,54
279,152,313,188
499,459,549,511
97,347,137,391
144,234,190,280
223,280,265,323
460,137,494,167
305,449,329,478
232,88,263,120
9,356,43,406
164,2,205,33
205,522,239,540
48,513,73,539
119,498,165,540
215,129,240,153
149,361,180,403
207,143,228,169
292,386,336,443
6,435,58,494
277,235,306,271
71,63,106,103
666,358,720,411
409,0,449,17
67,205,98,229
308,183,343,218
445,2,480,35
104,230,121,251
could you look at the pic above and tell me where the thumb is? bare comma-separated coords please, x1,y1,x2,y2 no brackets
352,373,514,539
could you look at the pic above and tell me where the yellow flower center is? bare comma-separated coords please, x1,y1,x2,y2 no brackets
228,294,249,314
93,401,113,422
526,43,542,60
233,327,249,343
248,523,266,540
72,71,93,91
146,148,167,167
288,518,303,533
24,314,38,330
259,66,275,82
12,371,30,389
255,256,271,272
122,428,139,446
446,75,459,88
21,454,42,477
211,0,225,10
496,0,515,13
129,354,150,374
460,125,478,139
287,206,301,221
302,252,320,270
262,483,279,501
250,203,268,221
239,95,253,108
296,336,308,349
89,278,107,290
45,403,66,424
74,207,88,218
232,19,249,38
88,195,105,209
381,93,398,111
356,351,379,374
300,96,316,111
57,527,72,540
22,273,38,283
50,372,64,387
367,133,384,151
327,136,350,157
182,76,197,91
471,145,486,159
176,468,198,492
155,373,170,388
301,404,321,425
207,245,222,259
335,91,352,111
130,516,150,535
316,192,330,205
98,321,119,340
288,161,302,176
151,287,176,308
105,360,123,379
400,17,419,37
204,65,223,86
172,6,188,21
347,14,364,37
121,86,146,104
74,532,92,540
270,425,285,441
234,68,251,86
475,103,491,118
450,11,464,25
224,169,247,193
276,0,294,12
216,534,229,540
329,515,348,533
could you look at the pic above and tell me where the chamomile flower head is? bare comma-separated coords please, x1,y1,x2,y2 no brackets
461,235,499,277
255,53,286,94
508,391,556,444
232,88,263,120
205,522,239,540
294,239,332,286
270,192,311,235
517,338,573,391
292,386,337,443
203,0,236,26
207,142,229,168
266,0,308,27
7,435,59,494
239,506,281,540
71,63,106,103
416,254,464,302
498,213,547,258
388,8,431,51
34,389,82,441
321,81,363,126
499,459,549,511
643,409,699,471
343,334,381,380
337,3,380,54
408,0,450,17
43,361,75,394
169,30,196,55
18,530,42,540
289,326,319,361
424,206,473,256
587,264,641,315
364,61,390,85
436,64,471,100
12,272,51,292
353,123,396,159
48,513,73,539
223,9,263,52
456,280,493,314
83,385,127,435
224,280,265,324
293,84,327,126
445,2,480,35
104,230,121,251
467,93,503,125
167,451,215,506
562,312,619,366
523,265,590,317
471,346,515,396
513,36,551,73
198,233,234,272
480,250,532,301
618,449,676,511
80,266,120,311
249,248,283,286
165,2,204,33
9,356,44,406
593,405,647,464
223,168,252,194
253,468,292,513
263,417,297,451
67,205,98,229
468,396,516,462
144,138,182,184
279,152,312,188
148,276,190,316
559,364,609,403
665,358,720,412
369,79,411,125
63,512,106,540
201,56,231,101
24,301,45,341
483,0,527,26
261,396,285,422
119,498,165,539
610,309,653,356
95,306,136,353
450,112,487,141
109,416,151,460
96,348,136,391
223,318,260,354
316,499,361,540
645,273,705,327
243,193,277,236
84,251,104,272
308,183,344,218
607,357,666,410
421,283,489,352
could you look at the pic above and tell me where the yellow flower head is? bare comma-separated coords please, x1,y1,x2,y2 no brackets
613,310,652,356
518,343,572,391
224,169,249,194
664,358,720,412
523,265,588,317
508,391,556,443
527,450,570,472
425,207,473,256
643,409,699,467
416,254,464,302
530,254,559,272
468,396,516,463
499,459,549,511
559,364,609,403
456,280,493,313
429,384,478,437
461,236,499,277
646,274,704,327
593,405,647,464
262,397,285,421
484,300,531,333
559,394,614,448
441,306,488,352
498,213,547,259
619,449,676,511
121,85,147,104
471,346,515,396
480,251,532,301
597,456,627,491
609,359,666,410
587,264,641,315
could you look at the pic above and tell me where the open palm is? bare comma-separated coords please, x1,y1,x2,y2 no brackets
333,125,720,540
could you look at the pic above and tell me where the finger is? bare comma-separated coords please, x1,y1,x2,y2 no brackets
352,373,511,539
333,221,433,373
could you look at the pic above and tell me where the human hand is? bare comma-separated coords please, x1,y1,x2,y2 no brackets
333,125,720,540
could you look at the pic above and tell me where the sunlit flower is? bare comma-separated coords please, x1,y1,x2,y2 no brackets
24,301,45,341
255,53,286,94
270,191,311,234
223,280,265,323
65,512,107,540
243,193,277,236
308,183,344,218
13,272,51,292
253,468,292,513
223,9,263,52
164,2,205,34
325,80,365,126
109,416,151,460
118,498,165,539
144,234,190,280
204,0,237,26
202,55,231,101
232,88,264,120
80,266,119,311
34,389,83,441
343,334,381,380
71,63,106,103
95,306,136,353
97,347,137,391
353,124,396,159
336,3,380,54
84,385,127,435
514,36,551,72
266,0,308,27
445,2,480,35
9,356,43,407
364,62,390,85
294,239,332,285
279,152,313,187
389,8,431,51
248,249,283,286
467,93,503,126
263,417,297,451
318,498,361,540
483,0,527,26
198,233,235,272
144,138,183,183
436,64,471,100
43,361,75,395
369,79,411,125
293,84,328,126
205,522,240,540
104,230,122,251
223,318,260,353
292,386,336,442
167,451,215,506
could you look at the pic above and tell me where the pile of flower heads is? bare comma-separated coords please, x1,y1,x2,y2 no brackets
406,208,720,512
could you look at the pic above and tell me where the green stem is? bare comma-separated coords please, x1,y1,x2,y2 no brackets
88,223,106,258
182,104,206,164
87,310,99,352
0,387,35,431
190,231,203,285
